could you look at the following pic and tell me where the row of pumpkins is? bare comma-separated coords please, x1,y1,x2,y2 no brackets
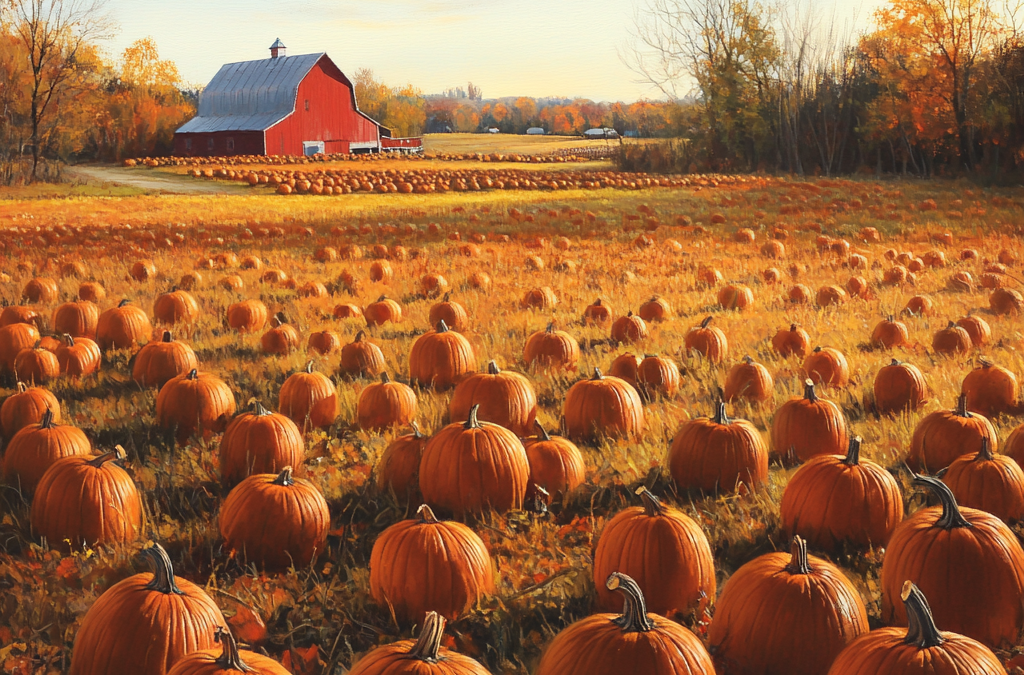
3,275,1024,673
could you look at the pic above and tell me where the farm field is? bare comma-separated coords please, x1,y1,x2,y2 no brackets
2,167,1024,675
422,132,625,155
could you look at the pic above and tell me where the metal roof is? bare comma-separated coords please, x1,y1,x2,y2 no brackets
176,52,324,134
270,38,286,49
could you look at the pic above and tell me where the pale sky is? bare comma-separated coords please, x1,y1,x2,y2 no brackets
100,0,885,102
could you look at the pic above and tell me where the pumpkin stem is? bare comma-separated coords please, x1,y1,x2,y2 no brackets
789,323,797,332
213,626,252,672
463,404,481,429
354,331,365,342
380,372,393,385
410,421,424,439
304,360,314,374
118,299,130,307
87,446,125,468
534,420,552,441
142,543,184,595
901,581,945,649
843,436,862,466
887,315,894,322
487,360,500,375
954,392,971,418
250,400,270,417
591,367,603,381
813,346,822,353
272,466,294,486
40,408,55,429
607,572,654,633
416,503,439,523
890,358,901,367
545,322,555,333
743,355,753,364
636,486,663,516
712,401,730,425
186,369,198,380
946,320,956,329
162,331,172,343
700,316,713,329
785,536,812,574
442,291,451,302
437,319,449,333
377,294,387,302
912,473,972,530
977,437,994,461
63,334,74,346
406,611,446,663
16,382,26,393
594,298,603,306
803,379,818,403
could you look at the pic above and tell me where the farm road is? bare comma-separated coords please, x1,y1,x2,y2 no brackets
67,165,250,195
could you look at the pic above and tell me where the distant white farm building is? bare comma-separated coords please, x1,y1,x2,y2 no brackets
487,127,500,134
584,127,619,139
526,127,546,135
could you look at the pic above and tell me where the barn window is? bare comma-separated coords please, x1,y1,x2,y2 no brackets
184,138,192,152
226,138,235,151
304,99,310,111
207,138,214,151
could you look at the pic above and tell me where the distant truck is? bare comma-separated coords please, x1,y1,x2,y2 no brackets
583,127,619,139
526,127,546,135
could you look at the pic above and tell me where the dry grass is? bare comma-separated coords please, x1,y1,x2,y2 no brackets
1,172,1023,674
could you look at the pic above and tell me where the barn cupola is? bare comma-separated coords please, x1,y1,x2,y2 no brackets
270,38,286,59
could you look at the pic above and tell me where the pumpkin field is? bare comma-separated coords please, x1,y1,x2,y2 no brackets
3,163,1024,675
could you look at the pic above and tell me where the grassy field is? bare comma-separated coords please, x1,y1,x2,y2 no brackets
1,167,1024,674
423,132,623,155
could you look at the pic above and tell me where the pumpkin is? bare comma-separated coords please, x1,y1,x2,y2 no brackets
347,611,487,675
846,275,870,298
307,330,340,356
990,287,1023,315
762,239,785,258
583,298,614,325
942,437,1024,523
369,503,494,622
638,295,671,322
129,260,157,281
0,322,40,372
962,359,1018,417
69,544,225,675
333,303,363,319
428,292,469,332
535,572,715,675
948,269,974,291
771,379,849,465
296,281,326,298
468,271,490,290
3,409,91,495
22,277,59,304
826,582,1006,675
593,487,715,616
419,405,529,515
449,360,537,436
788,283,813,304
708,536,869,675
31,446,144,549
132,331,199,388
904,295,933,316
874,359,927,414
409,320,475,390
365,295,403,326
908,393,997,472
669,402,768,494
260,314,300,355
629,354,677,400
219,400,304,486
369,260,393,283
523,421,585,502
78,281,106,302
14,346,60,383
563,368,644,442
683,316,728,364
0,305,41,328
610,311,649,345
55,335,101,378
260,269,287,285
723,356,774,403
1,382,60,440
718,283,754,310
772,324,810,357
225,299,268,333
96,299,152,351
608,353,642,388
881,474,1024,648
781,436,903,552
220,467,329,570
357,372,418,432
52,300,99,337
871,316,909,349
156,369,237,444
38,334,61,352
420,273,449,297
239,255,262,271
376,422,426,499
802,346,850,388
956,314,991,347
932,321,972,356
279,361,338,432
153,290,201,325
524,323,579,371
166,627,290,675
339,330,386,378
816,285,847,307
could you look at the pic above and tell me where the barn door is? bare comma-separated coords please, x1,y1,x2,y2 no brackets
303,141,325,156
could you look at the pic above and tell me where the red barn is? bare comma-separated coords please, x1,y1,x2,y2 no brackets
174,40,421,157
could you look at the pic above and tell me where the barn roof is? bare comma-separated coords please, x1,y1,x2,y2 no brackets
176,52,325,134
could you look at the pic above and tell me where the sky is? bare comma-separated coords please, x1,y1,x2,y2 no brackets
99,0,885,103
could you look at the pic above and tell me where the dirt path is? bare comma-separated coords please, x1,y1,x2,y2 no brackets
67,165,251,195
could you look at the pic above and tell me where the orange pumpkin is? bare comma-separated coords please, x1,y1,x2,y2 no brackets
13,346,59,384
306,330,341,356
932,321,972,356
723,356,774,404
1,382,60,440
278,361,339,432
870,316,909,349
3,409,91,495
563,368,644,442
718,283,754,310
771,379,849,465
357,372,418,431
635,354,680,399
957,314,991,347
669,402,768,494
55,335,101,378
260,314,300,355
226,299,268,333
962,359,1018,417
364,295,403,326
523,421,585,502
583,298,614,325
520,286,558,310
219,401,304,486
339,330,386,378
96,299,152,351
638,295,671,322
801,346,850,387
408,320,475,390
683,316,728,364
523,323,579,371
873,359,927,414
449,360,537,437
908,393,997,473
376,423,426,499
156,369,237,444
771,323,810,357
52,300,99,338
428,292,469,332
942,437,1024,523
153,290,200,325
166,627,290,675
132,331,198,388
610,311,648,345
0,322,41,372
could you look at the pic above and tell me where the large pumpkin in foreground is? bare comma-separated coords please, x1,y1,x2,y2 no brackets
535,572,714,675
347,611,489,675
167,627,290,675
70,544,225,675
